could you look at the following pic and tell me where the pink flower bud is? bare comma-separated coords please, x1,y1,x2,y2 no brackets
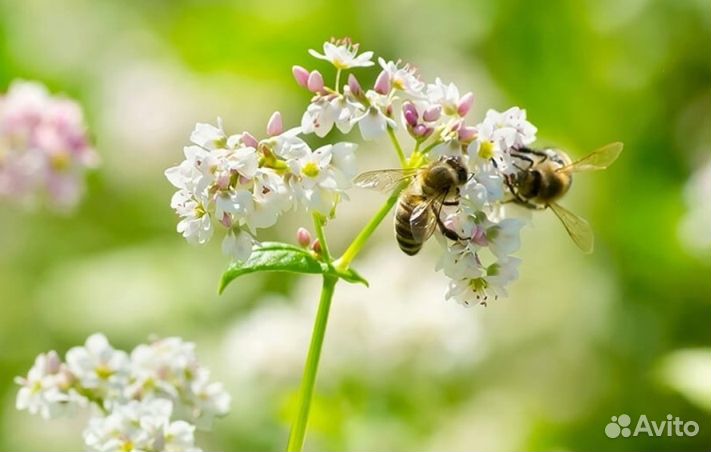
297,227,312,247
413,124,433,138
311,238,322,254
292,65,310,88
423,105,442,122
266,111,283,137
241,131,258,148
458,125,477,142
46,351,61,374
457,92,474,117
402,102,418,127
348,74,362,96
307,70,324,93
374,70,391,95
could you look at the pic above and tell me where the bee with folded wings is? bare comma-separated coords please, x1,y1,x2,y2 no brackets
354,142,623,255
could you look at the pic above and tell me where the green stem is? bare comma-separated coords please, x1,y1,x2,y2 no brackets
312,213,332,262
387,127,407,167
334,182,406,272
334,69,342,94
286,274,338,452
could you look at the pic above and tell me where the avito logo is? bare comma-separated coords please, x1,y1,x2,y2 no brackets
605,414,699,439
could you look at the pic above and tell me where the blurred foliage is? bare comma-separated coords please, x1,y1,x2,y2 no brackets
0,0,709,451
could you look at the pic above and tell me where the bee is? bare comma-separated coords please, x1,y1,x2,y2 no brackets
355,156,469,255
505,142,623,253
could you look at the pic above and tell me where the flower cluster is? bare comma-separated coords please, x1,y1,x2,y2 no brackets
167,37,540,305
165,116,357,262
15,334,230,451
0,80,97,210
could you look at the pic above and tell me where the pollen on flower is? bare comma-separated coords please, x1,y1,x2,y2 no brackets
478,140,495,159
302,162,320,178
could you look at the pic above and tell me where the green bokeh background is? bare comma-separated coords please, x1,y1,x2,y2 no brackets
0,0,709,451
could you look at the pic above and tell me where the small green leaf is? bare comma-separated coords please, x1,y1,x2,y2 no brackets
219,242,324,294
335,267,370,287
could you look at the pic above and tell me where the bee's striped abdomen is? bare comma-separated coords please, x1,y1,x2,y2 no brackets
395,193,424,256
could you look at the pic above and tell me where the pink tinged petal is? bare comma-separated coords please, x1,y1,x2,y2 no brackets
266,111,283,137
307,71,324,93
348,74,362,96
292,65,310,88
374,70,391,95
220,212,233,228
457,92,475,117
402,102,418,127
296,227,312,247
423,105,442,122
458,126,477,142
241,132,258,148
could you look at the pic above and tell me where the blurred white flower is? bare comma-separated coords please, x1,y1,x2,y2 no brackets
65,334,130,399
308,38,374,69
0,80,98,211
83,399,200,452
15,351,83,420
17,334,229,450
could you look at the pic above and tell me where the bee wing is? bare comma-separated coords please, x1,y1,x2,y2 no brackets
410,198,439,243
549,202,594,253
354,168,418,193
557,142,623,173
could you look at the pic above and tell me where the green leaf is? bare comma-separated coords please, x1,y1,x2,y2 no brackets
219,242,324,294
335,267,369,287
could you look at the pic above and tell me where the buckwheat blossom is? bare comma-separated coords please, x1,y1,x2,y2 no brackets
467,107,537,172
15,351,84,420
16,334,229,451
166,115,359,260
65,333,130,403
308,38,374,69
83,399,200,452
173,38,544,305
0,80,98,211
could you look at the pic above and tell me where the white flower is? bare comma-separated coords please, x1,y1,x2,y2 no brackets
190,121,226,150
65,334,130,398
83,399,201,452
425,78,471,117
188,369,231,428
437,241,482,281
170,190,213,245
308,39,374,69
244,168,291,231
221,229,255,262
445,257,520,306
128,337,199,400
377,58,425,96
15,351,83,420
485,218,525,258
300,98,337,138
287,144,346,214
355,91,397,141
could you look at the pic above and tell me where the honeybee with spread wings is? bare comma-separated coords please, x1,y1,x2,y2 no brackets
504,142,623,253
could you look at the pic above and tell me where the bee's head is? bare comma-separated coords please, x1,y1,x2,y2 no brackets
441,155,468,185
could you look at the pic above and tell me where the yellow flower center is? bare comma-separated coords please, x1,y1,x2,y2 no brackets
478,141,495,159
302,162,320,178
95,364,114,380
469,277,488,292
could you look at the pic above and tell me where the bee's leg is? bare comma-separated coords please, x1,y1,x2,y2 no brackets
510,151,535,166
442,201,459,206
435,214,469,241
516,147,548,163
